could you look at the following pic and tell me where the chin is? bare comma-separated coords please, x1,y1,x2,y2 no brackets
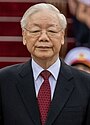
39,56,51,60
36,51,52,57
36,54,52,60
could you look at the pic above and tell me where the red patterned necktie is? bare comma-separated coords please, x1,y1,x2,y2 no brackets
38,70,51,125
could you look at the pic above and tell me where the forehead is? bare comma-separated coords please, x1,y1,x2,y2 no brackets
26,9,60,27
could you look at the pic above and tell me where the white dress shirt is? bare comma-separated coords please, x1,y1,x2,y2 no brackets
32,58,61,100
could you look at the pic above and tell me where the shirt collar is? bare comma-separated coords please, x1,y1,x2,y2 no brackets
32,58,61,80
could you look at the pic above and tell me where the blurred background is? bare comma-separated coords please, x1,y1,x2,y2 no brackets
0,0,90,69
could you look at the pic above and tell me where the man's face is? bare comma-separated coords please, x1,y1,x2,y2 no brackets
23,10,65,62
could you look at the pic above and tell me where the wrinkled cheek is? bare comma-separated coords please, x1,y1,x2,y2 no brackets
54,45,61,53
26,43,34,54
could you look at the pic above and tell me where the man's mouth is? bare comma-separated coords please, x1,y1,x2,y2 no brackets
36,46,52,50
38,46,50,48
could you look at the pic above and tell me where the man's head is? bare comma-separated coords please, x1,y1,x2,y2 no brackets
20,3,67,65
21,3,67,30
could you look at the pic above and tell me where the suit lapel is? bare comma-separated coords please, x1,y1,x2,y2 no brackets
16,60,41,125
46,60,74,125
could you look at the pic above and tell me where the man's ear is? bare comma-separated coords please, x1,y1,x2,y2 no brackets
23,38,26,45
22,30,26,45
61,30,65,45
61,37,64,45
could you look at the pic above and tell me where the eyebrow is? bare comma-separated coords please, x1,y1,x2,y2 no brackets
31,23,59,27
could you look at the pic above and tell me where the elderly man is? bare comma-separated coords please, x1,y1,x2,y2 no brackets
0,3,90,125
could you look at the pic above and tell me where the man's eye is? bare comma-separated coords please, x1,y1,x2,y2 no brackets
48,30,57,33
31,30,40,33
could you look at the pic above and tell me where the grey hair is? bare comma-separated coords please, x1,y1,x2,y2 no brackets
20,3,67,30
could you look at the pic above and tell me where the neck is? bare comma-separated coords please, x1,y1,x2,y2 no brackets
32,56,59,69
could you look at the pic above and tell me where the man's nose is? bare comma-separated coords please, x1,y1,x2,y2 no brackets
38,30,50,42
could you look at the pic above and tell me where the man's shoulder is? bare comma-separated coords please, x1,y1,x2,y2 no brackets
0,60,31,77
68,65,90,89
66,64,90,79
63,61,90,84
0,63,23,74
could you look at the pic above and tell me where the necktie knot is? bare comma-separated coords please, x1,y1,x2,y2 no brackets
40,70,51,80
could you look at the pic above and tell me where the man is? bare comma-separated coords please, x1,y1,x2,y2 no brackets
64,47,90,73
0,3,90,125
76,0,90,28
68,0,90,47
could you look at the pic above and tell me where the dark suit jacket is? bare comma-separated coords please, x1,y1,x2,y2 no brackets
0,59,90,125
